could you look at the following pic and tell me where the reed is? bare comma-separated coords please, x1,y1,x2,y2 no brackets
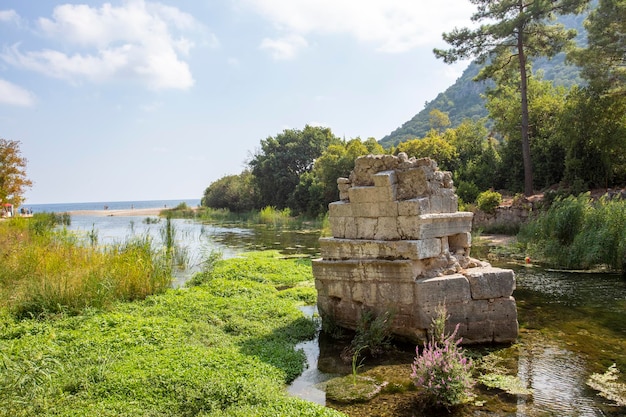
0,217,172,317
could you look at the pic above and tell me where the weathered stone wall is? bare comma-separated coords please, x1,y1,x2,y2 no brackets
313,154,518,344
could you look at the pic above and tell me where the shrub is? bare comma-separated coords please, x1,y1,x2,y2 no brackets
456,181,480,204
476,190,502,214
411,306,473,408
0,220,172,317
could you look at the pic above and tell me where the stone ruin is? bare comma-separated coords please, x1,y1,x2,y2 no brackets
312,154,518,344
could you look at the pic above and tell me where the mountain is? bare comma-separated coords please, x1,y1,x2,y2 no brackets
378,10,589,149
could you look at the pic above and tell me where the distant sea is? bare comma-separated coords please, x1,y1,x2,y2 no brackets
25,199,201,214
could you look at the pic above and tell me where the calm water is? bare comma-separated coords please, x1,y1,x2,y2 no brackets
290,264,626,416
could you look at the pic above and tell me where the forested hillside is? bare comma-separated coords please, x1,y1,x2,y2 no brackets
378,11,588,148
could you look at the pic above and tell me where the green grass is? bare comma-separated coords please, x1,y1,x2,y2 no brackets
0,248,342,416
0,217,171,317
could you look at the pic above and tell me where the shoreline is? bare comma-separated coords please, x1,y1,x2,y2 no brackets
67,207,165,217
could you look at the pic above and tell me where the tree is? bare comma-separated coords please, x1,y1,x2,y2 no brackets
434,0,590,196
248,125,338,209
557,87,626,188
292,138,385,217
395,131,458,171
0,138,32,207
487,76,569,190
201,171,257,212
569,0,626,94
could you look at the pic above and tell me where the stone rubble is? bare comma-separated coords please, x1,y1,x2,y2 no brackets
313,154,519,344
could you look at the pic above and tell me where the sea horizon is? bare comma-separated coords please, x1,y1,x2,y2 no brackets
24,198,202,214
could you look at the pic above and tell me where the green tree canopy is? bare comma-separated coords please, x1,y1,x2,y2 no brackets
201,171,257,212
0,138,32,207
487,76,569,191
569,0,626,94
292,138,384,217
395,130,458,171
248,125,338,209
434,0,590,195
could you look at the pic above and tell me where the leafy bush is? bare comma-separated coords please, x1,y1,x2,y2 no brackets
456,181,480,204
476,190,502,214
411,306,473,408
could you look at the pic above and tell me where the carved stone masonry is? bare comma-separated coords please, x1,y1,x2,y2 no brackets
313,154,518,344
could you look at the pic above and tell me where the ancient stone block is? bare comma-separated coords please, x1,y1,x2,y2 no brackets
374,216,400,240
349,185,397,203
463,267,516,300
373,170,397,187
449,232,471,250
396,168,428,200
329,201,353,218
329,216,346,238
351,202,398,218
355,217,378,239
414,274,471,306
319,238,442,261
398,198,430,216
315,155,518,345
398,213,473,240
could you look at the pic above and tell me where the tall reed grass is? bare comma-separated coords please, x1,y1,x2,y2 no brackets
0,215,172,317
519,193,626,270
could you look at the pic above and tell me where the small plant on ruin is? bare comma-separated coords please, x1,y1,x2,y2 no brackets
344,309,394,361
411,306,473,409
351,345,367,385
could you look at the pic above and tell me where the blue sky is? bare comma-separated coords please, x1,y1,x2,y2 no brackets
1,0,473,204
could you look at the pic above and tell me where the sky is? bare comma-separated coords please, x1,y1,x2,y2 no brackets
0,0,475,204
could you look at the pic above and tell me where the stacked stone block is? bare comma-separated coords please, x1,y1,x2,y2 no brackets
313,154,518,344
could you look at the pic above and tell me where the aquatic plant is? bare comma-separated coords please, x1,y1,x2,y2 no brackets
345,309,394,359
411,306,473,408
587,363,626,406
0,252,339,416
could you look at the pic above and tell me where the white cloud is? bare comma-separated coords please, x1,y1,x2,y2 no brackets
0,78,36,107
2,0,215,90
0,9,19,24
259,34,307,60
239,0,475,55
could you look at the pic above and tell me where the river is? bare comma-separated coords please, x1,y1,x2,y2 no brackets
61,212,626,416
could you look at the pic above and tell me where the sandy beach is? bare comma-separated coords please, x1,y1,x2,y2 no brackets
68,207,165,217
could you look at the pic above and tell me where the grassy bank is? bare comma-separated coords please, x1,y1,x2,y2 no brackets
0,247,342,417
